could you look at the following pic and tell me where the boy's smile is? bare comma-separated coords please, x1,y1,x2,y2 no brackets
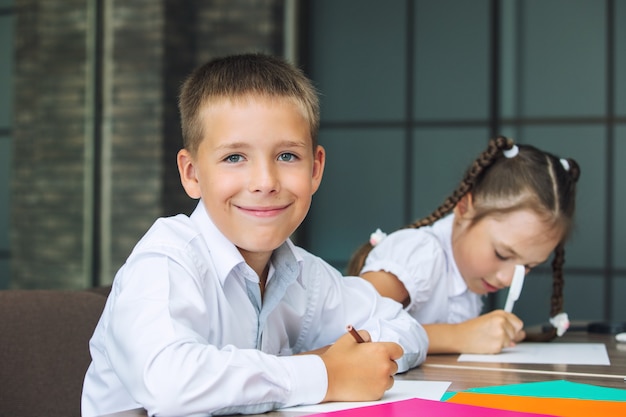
237,203,292,218
177,96,325,277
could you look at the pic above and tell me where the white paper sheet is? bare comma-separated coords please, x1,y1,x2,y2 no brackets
458,342,610,365
279,380,451,413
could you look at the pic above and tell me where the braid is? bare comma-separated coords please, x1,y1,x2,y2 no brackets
346,136,515,276
523,243,564,342
408,136,515,229
549,243,565,317
526,156,580,342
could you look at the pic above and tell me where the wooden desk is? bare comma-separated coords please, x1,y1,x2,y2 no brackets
397,330,626,392
104,331,626,417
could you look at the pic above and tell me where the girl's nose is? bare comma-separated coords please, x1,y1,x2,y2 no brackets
497,264,518,288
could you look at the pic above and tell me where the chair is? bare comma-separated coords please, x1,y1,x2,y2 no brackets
0,287,110,417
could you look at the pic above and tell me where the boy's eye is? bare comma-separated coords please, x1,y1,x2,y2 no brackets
278,152,297,162
225,154,243,163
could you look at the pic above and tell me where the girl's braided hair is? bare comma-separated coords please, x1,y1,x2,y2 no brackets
347,136,580,341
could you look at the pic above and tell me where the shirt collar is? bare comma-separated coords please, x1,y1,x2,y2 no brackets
189,200,304,286
270,238,305,288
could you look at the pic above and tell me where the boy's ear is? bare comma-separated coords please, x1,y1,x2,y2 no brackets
454,192,474,218
311,145,326,194
177,149,202,199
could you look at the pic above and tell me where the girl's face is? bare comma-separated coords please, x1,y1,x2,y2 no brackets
451,195,563,295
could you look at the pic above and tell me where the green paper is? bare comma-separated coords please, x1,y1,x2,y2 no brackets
441,392,456,401
459,380,626,402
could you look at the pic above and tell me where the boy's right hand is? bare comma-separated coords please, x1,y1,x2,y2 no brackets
319,330,403,402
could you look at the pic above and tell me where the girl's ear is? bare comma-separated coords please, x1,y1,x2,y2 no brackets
177,149,202,199
454,192,474,218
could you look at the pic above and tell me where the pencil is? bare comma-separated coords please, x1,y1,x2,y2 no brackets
346,324,365,343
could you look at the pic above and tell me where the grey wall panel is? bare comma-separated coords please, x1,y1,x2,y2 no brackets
308,0,407,122
616,0,626,117
411,127,489,219
306,128,406,271
520,0,606,117
414,0,490,121
614,126,626,269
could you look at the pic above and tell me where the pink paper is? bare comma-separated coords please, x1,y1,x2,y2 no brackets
305,397,557,417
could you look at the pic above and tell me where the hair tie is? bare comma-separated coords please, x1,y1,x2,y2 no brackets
369,228,387,247
560,158,570,172
503,145,519,158
549,312,570,337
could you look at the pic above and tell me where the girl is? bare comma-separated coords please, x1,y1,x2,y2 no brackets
347,136,580,354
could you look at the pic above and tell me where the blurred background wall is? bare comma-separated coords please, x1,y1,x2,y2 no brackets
0,0,624,328
2,0,286,289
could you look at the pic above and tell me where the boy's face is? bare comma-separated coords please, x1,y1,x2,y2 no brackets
178,96,325,265
451,195,562,296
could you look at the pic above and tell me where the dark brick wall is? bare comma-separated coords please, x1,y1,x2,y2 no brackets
12,0,91,288
104,0,166,282
11,0,285,288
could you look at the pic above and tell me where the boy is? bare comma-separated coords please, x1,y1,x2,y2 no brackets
81,53,428,417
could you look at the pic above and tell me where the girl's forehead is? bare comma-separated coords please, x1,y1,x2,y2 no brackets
484,209,564,245
467,211,559,265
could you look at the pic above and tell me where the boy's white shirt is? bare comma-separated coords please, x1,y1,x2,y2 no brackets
361,215,484,325
81,201,428,417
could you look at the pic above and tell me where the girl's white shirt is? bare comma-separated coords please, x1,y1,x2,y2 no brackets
81,201,428,417
361,215,484,324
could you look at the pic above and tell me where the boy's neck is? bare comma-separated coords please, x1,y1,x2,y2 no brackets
259,271,268,300
239,246,271,269
239,248,271,296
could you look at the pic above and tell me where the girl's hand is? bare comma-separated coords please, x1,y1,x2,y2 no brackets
457,310,525,353
425,310,525,354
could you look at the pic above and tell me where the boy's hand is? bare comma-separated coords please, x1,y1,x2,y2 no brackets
320,330,403,402
458,310,525,353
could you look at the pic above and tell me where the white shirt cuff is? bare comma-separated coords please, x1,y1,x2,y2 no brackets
281,354,327,407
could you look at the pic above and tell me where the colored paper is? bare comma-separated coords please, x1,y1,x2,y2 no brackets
458,343,610,365
447,392,626,416
280,380,450,412
304,397,557,417
463,380,626,402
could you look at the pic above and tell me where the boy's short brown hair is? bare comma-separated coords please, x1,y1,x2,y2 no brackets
178,53,320,156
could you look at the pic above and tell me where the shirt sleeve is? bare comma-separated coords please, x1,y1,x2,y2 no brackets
298,251,429,373
360,228,447,314
104,251,327,417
